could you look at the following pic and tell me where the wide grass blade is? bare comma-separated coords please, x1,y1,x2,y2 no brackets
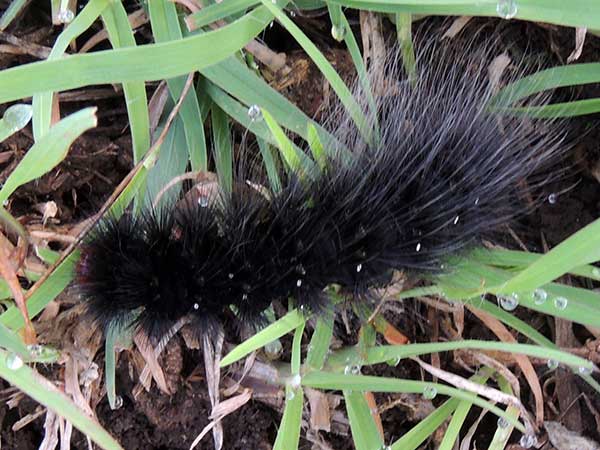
0,348,124,449
0,6,276,104
0,108,97,204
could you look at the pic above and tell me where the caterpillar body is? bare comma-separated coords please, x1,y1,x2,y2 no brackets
76,40,564,341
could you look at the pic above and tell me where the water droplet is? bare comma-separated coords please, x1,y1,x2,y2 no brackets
519,434,537,448
474,197,480,205
380,446,391,450
111,395,123,410
289,374,301,388
548,193,558,204
289,10,296,17
6,353,23,370
197,196,209,207
344,365,360,375
453,215,459,225
496,0,517,19
423,386,437,400
228,273,234,279
299,304,306,312
27,344,43,358
547,359,559,370
3,104,32,132
499,293,519,311
57,9,75,23
416,242,421,252
497,417,510,429
242,293,248,301
271,0,277,4
578,365,593,375
356,264,362,273
286,389,295,400
296,279,302,287
193,303,199,310
247,104,261,121
592,267,600,277
269,21,274,28
554,296,568,310
331,24,346,41
531,288,547,305
296,264,306,275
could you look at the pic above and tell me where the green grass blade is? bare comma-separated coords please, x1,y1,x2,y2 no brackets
328,340,593,372
273,386,303,450
211,104,233,193
261,0,372,144
262,108,314,176
499,217,600,293
327,0,600,29
390,371,492,450
304,315,334,371
438,395,473,450
0,104,32,142
0,323,29,357
0,348,123,449
0,6,275,104
0,0,30,30
149,0,207,170
221,309,305,367
102,2,150,164
186,0,258,29
256,138,282,192
302,371,526,432
0,107,97,204
344,389,384,450
32,0,110,139
291,320,305,374
395,12,416,77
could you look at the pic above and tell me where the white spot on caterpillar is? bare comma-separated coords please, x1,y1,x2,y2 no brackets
356,264,362,272
228,273,234,279
453,215,459,225
296,279,302,287
474,197,480,205
193,303,199,310
198,196,209,207
416,242,421,252
548,193,557,204
242,294,248,301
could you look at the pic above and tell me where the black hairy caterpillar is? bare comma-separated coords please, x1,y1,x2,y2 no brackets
76,39,565,341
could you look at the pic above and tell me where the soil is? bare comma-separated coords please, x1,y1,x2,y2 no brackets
0,4,599,450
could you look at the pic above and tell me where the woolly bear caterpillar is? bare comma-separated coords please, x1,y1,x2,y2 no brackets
75,39,565,342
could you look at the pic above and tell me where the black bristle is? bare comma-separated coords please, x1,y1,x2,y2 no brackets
76,40,566,341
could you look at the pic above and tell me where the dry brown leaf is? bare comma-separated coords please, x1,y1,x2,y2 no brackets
567,28,587,63
468,305,544,425
306,387,331,432
134,333,171,394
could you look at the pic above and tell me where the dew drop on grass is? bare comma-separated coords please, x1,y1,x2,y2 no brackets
497,417,510,429
592,267,600,277
289,374,301,388
578,366,593,375
499,293,519,311
112,395,123,410
344,365,361,375
548,193,558,204
423,386,437,400
3,104,32,132
6,353,23,370
286,389,295,401
496,0,517,19
547,359,559,370
197,196,209,207
519,434,538,448
57,9,75,23
553,296,568,310
331,24,346,42
532,288,547,305
247,104,261,121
